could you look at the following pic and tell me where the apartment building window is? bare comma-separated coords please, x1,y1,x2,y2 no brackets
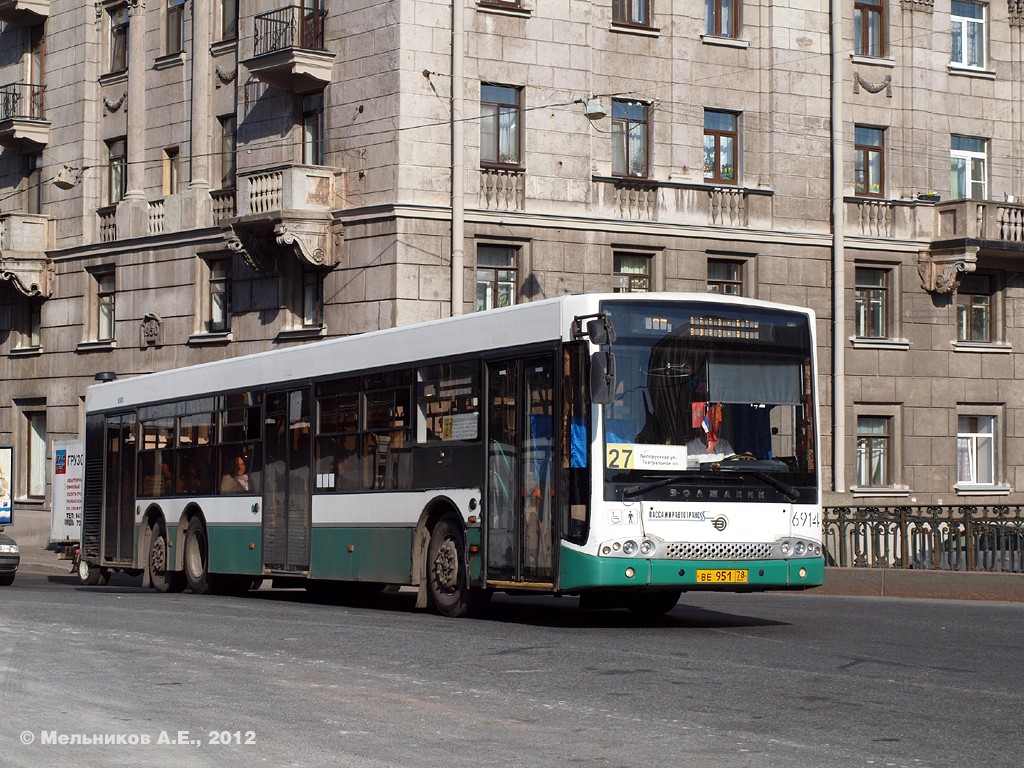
26,301,41,348
109,5,129,73
956,273,994,343
705,0,738,38
162,147,179,196
302,269,324,328
25,153,42,214
108,137,127,204
29,25,44,119
613,252,651,293
476,245,518,311
854,267,889,339
854,126,884,197
703,110,738,184
957,414,997,486
612,100,649,178
856,416,891,488
24,409,46,499
166,0,186,54
854,0,884,57
208,259,231,333
951,1,985,68
95,270,116,342
220,0,238,40
218,115,237,189
613,0,651,27
707,259,742,295
951,135,987,199
302,93,324,165
481,84,522,167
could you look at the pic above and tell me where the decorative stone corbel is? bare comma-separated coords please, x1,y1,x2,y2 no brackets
215,66,237,87
225,231,278,274
917,247,978,294
274,216,344,269
0,260,54,298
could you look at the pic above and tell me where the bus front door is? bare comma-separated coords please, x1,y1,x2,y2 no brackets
486,357,556,586
262,388,312,573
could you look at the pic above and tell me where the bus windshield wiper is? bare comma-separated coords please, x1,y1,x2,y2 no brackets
711,464,800,502
621,472,722,499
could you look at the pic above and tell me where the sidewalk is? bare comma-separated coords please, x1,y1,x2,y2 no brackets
13,544,1024,602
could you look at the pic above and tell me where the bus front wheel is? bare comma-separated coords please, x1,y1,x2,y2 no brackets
427,518,471,618
627,590,682,618
148,521,185,593
184,518,212,595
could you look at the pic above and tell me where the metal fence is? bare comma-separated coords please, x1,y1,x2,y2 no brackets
824,505,1024,573
253,6,326,56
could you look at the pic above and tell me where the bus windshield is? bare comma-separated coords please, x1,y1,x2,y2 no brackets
600,300,816,500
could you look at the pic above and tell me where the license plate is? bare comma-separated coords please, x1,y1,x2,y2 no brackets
696,569,749,584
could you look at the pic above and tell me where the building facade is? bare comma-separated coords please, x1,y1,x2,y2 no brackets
0,0,1022,542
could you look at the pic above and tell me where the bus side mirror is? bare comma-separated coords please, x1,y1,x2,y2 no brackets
591,351,616,405
586,317,616,345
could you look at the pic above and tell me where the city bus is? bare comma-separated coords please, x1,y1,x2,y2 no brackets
77,292,824,616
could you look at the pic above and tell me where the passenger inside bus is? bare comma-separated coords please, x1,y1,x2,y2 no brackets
220,454,250,494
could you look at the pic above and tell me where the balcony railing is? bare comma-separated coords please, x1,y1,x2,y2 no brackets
824,504,1024,572
210,188,236,223
0,81,43,120
253,6,326,55
934,198,1024,244
97,205,117,243
479,168,524,211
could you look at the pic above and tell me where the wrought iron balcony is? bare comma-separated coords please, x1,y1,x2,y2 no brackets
0,0,49,25
243,6,335,93
0,82,48,148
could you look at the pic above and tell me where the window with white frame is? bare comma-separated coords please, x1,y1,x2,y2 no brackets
950,135,987,200
856,415,891,487
480,84,522,167
956,273,995,343
706,0,738,38
476,244,518,311
951,1,985,69
95,270,116,342
854,266,889,338
24,407,46,499
302,269,324,328
208,259,231,333
612,100,649,178
957,414,997,486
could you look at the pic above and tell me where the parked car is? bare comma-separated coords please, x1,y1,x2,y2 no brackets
0,531,19,586
943,524,1024,573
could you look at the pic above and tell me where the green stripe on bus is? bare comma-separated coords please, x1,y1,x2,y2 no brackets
558,544,825,591
207,526,263,575
310,527,414,583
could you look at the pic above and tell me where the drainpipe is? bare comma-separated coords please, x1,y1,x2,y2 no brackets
830,0,846,493
450,1,465,316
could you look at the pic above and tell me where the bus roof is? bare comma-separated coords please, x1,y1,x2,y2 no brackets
85,292,814,413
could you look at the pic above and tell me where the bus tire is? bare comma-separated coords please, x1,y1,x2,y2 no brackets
184,517,212,595
148,521,185,593
627,590,682,618
427,518,471,618
77,557,103,586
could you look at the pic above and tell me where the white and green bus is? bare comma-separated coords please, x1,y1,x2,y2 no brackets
78,292,823,616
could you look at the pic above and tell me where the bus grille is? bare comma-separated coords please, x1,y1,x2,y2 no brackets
664,542,773,560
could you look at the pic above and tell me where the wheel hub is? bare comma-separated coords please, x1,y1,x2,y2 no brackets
432,538,459,594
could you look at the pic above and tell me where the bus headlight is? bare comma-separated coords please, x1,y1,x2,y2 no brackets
622,540,638,556
780,541,792,556
794,541,806,556
639,539,655,556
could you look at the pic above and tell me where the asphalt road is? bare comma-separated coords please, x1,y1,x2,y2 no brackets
0,571,1020,768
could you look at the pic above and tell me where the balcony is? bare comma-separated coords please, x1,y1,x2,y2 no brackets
0,82,48,149
223,164,344,273
0,0,48,25
0,212,53,297
242,6,335,93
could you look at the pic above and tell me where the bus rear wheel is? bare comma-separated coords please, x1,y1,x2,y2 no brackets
184,518,212,595
427,518,472,618
148,521,185,593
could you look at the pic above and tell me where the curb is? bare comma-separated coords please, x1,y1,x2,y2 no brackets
807,567,1024,603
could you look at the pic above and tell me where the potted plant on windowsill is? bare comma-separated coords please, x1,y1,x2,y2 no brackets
917,191,940,202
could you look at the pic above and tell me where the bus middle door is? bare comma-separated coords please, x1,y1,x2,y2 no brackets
263,388,312,573
485,356,556,586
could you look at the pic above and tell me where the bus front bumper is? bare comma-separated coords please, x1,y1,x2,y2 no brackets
558,544,825,593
